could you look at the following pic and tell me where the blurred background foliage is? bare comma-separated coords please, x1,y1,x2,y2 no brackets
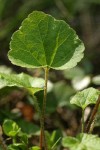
0,0,100,145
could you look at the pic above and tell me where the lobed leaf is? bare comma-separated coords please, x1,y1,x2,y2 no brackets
8,11,84,70
0,72,44,94
70,87,100,110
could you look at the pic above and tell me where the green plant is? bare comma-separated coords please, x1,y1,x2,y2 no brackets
1,10,100,150
8,10,84,150
70,87,100,132
0,10,83,150
2,119,40,150
62,88,100,150
62,133,100,150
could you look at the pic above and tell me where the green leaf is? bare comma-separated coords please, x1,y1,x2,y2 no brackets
18,132,28,145
8,143,26,150
62,136,79,149
70,87,100,110
0,72,44,94
45,130,62,150
3,119,20,137
17,119,40,135
8,11,84,70
62,133,100,150
29,146,40,150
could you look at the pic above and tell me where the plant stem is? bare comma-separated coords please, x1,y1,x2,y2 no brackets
81,109,85,132
88,119,95,134
12,137,17,144
32,95,41,116
85,96,100,133
31,95,43,149
40,67,49,150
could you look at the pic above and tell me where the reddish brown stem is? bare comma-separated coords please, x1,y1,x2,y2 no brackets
40,129,43,149
85,96,100,133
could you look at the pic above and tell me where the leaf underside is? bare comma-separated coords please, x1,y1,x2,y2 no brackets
8,11,85,70
0,73,44,94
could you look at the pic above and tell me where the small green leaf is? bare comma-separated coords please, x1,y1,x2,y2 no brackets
0,73,44,94
3,119,20,137
29,146,40,150
17,119,40,135
62,136,79,149
62,133,100,150
18,132,28,144
45,130,62,150
70,87,100,110
8,143,26,150
8,11,84,70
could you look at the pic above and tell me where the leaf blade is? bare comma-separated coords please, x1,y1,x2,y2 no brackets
62,133,100,150
0,73,44,94
70,87,100,110
8,11,85,70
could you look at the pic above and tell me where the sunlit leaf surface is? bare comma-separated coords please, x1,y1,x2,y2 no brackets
8,11,84,70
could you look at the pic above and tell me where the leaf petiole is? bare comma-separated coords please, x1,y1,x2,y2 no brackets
40,67,49,150
81,109,85,133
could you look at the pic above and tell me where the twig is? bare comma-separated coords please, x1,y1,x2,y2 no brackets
88,118,96,134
